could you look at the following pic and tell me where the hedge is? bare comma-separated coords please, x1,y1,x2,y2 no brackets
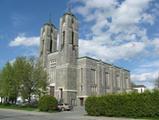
85,90,159,118
38,95,58,112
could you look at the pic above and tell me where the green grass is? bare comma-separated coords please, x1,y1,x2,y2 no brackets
0,104,38,111
147,118,159,120
138,116,159,120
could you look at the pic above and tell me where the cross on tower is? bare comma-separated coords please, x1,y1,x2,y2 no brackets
67,1,72,12
49,12,52,24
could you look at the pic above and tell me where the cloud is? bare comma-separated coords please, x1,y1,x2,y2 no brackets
79,39,145,62
72,0,157,62
142,13,155,25
9,34,39,47
131,70,156,88
132,72,157,82
131,71,157,89
140,60,159,68
151,38,159,54
8,34,40,58
131,59,159,88
71,0,159,88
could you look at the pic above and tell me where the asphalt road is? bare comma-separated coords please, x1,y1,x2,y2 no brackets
0,107,143,120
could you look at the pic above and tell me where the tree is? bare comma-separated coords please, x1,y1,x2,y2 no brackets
0,70,3,103
0,56,48,104
13,57,33,102
0,62,17,103
154,73,159,89
13,57,48,103
32,60,48,98
38,95,57,112
13,57,29,103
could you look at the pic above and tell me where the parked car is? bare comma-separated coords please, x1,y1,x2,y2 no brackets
57,103,73,111
16,99,38,107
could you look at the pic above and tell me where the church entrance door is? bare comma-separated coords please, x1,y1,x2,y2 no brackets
79,98,84,106
50,86,55,96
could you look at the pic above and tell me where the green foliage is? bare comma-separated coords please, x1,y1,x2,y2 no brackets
0,62,18,103
0,56,48,103
13,57,31,101
31,59,48,97
14,57,48,102
85,90,159,118
155,75,159,88
0,71,2,98
38,95,57,112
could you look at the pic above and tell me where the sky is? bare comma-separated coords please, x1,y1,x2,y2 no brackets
0,0,159,88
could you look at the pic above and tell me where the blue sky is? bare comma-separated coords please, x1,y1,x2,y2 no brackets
0,0,159,88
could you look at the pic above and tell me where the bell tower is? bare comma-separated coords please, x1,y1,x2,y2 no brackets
39,20,57,68
55,10,79,105
58,11,79,64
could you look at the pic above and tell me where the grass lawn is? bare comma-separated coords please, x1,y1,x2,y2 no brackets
132,117,159,120
0,104,38,111
147,118,159,120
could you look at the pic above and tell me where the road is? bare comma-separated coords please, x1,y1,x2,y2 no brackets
0,107,143,120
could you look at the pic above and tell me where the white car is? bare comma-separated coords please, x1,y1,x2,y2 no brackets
57,103,73,111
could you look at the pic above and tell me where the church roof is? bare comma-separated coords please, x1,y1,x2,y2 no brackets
63,11,77,19
78,56,130,72
44,21,57,29
133,85,146,88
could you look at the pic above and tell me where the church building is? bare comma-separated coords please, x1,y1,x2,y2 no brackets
39,10,131,106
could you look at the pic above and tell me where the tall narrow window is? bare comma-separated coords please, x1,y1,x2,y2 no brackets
41,40,44,55
90,69,96,95
81,68,83,83
81,85,83,91
72,31,75,50
72,31,74,44
90,69,96,84
105,72,110,89
62,31,65,46
125,77,129,89
71,18,74,29
121,72,125,89
116,74,120,90
50,40,52,52
59,88,63,99
72,18,74,24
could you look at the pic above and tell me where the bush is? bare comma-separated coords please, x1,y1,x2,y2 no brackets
38,95,57,112
85,90,159,118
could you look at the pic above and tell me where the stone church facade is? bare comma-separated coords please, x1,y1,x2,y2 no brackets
39,11,130,106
